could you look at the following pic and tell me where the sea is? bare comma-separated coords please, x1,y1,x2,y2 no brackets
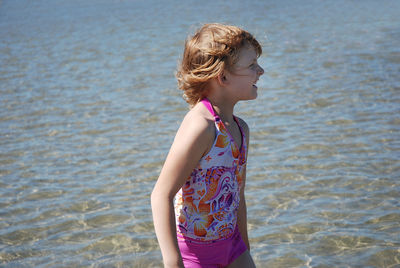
0,0,399,267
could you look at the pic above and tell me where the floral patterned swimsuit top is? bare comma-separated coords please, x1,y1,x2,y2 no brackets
174,98,247,243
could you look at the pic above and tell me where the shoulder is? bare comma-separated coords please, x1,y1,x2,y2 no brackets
174,102,215,154
181,102,215,134
235,116,250,138
235,116,250,148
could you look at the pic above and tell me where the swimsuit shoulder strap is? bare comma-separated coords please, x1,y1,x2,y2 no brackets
201,98,220,120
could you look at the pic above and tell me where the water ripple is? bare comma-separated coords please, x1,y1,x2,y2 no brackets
1,0,400,267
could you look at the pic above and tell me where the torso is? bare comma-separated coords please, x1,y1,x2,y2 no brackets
174,98,247,242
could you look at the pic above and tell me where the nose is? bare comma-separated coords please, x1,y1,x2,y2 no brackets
257,64,264,76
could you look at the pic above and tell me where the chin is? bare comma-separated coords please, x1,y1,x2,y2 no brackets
243,94,257,101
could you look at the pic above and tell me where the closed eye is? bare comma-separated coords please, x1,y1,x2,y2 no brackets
250,62,259,69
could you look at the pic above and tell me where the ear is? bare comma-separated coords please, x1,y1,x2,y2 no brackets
217,71,229,86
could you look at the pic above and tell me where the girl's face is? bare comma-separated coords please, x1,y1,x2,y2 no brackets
225,45,264,101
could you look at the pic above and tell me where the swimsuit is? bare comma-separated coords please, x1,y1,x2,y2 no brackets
177,225,247,267
174,98,248,266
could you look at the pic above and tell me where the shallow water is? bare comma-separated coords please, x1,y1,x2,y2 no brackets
1,0,399,267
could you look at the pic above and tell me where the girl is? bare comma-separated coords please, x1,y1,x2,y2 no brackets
151,23,264,268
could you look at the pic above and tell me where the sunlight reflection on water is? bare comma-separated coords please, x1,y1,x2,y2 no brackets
1,0,399,267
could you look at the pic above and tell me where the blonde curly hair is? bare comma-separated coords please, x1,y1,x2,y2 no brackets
176,23,262,106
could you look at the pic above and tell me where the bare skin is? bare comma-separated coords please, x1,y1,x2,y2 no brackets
228,250,256,268
151,45,264,267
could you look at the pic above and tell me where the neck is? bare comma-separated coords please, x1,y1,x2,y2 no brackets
206,96,236,123
205,78,238,123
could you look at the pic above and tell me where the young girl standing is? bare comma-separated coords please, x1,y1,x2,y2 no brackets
151,23,264,268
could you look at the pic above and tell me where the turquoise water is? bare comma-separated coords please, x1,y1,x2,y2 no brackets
1,0,399,267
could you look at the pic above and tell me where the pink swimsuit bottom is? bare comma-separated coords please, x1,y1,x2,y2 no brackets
177,225,247,267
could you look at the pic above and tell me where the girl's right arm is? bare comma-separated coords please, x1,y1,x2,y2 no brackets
151,111,214,267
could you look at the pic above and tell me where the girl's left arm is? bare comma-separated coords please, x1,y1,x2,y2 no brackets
237,165,250,250
236,117,251,250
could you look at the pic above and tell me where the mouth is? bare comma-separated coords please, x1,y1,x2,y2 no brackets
253,80,259,89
